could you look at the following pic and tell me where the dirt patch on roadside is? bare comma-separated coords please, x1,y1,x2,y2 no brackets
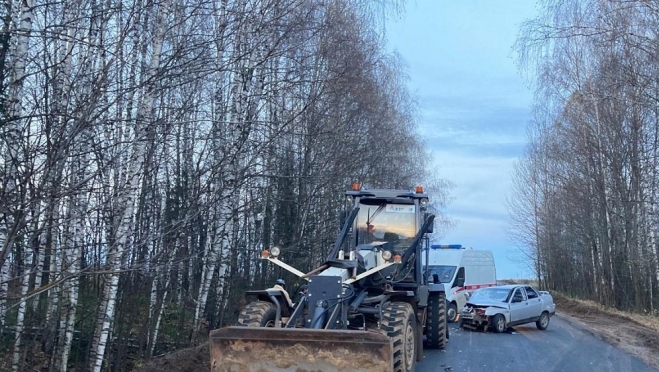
132,343,209,372
555,294,659,369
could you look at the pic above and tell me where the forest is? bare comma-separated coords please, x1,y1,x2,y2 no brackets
512,0,659,315
0,0,450,370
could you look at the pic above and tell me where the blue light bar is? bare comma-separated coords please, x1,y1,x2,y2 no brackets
430,244,463,249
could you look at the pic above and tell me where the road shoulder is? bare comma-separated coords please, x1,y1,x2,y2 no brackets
555,294,659,369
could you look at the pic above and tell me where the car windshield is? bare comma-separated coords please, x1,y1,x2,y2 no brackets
426,265,456,284
355,202,416,247
470,288,511,303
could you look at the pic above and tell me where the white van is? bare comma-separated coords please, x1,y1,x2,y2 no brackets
423,244,496,322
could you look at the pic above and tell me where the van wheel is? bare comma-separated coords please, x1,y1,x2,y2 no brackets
447,302,458,323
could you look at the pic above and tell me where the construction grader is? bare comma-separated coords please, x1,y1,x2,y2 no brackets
209,185,448,372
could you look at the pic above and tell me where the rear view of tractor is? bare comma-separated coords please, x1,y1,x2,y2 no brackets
209,185,448,372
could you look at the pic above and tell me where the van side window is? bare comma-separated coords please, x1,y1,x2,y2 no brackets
525,286,539,299
453,267,465,288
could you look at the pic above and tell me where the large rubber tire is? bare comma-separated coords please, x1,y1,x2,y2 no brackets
491,313,506,333
380,302,417,372
425,292,448,349
447,302,458,323
237,301,277,327
536,311,550,330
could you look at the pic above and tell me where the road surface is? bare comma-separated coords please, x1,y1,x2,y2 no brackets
418,315,658,372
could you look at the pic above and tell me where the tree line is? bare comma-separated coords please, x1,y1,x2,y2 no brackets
0,0,449,370
511,0,659,315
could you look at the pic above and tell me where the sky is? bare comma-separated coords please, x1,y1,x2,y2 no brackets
385,1,540,279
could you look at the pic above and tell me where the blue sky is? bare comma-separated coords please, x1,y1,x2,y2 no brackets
385,1,539,279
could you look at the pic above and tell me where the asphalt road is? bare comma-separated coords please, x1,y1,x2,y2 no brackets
417,315,658,372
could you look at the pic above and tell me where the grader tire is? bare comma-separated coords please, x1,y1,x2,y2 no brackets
237,301,277,327
426,292,448,349
380,302,417,372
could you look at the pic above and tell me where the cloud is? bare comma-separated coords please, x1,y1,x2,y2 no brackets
434,154,515,214
385,1,540,279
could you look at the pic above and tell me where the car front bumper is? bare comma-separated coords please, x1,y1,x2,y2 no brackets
460,309,490,330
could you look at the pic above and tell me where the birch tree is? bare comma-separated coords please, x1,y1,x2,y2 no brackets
514,0,659,311
0,0,449,370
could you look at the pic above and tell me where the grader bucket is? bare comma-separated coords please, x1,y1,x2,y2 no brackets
209,326,394,372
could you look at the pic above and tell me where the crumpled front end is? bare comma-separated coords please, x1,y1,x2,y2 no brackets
460,305,491,331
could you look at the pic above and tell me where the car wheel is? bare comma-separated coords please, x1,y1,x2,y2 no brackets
447,302,458,323
491,314,506,333
536,311,550,330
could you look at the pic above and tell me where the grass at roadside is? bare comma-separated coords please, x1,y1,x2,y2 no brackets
553,292,659,333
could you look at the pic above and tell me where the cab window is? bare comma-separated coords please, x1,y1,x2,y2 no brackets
452,267,465,288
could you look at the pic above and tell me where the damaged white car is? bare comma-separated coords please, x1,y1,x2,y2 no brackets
459,284,556,333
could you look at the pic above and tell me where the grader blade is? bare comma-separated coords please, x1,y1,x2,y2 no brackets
209,326,393,372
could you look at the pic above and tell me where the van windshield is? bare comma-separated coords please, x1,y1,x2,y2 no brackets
426,265,456,283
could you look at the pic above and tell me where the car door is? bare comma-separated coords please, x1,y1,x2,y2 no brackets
524,286,543,319
508,288,528,323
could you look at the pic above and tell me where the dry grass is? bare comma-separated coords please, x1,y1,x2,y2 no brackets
555,293,659,333
497,278,539,287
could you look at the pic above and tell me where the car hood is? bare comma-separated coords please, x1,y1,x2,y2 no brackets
465,298,508,309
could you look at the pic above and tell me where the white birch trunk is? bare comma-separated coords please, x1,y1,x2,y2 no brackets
91,250,120,372
0,256,9,327
59,250,80,372
8,0,34,118
45,231,61,327
149,272,172,357
53,5,80,366
0,0,35,330
31,229,46,312
216,219,230,319
187,234,195,305
146,273,158,347
192,237,217,342
90,1,170,369
212,1,265,315
60,147,88,371
11,266,31,372
177,260,184,306
148,227,178,356
58,0,108,360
